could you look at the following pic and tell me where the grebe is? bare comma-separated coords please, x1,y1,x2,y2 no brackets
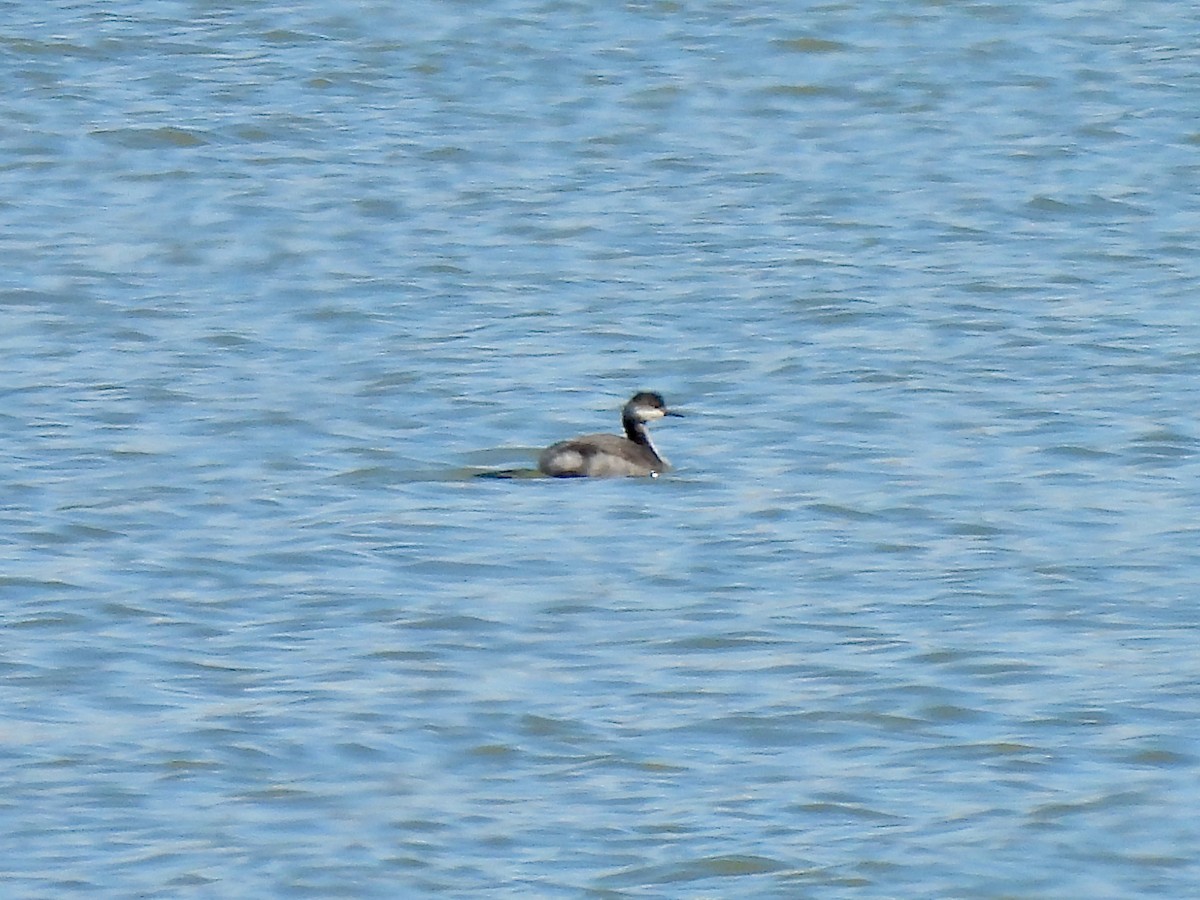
538,392,683,478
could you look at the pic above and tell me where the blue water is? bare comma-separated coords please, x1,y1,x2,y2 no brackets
4,1,1200,896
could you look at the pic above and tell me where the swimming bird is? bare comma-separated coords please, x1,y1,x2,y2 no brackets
538,392,683,478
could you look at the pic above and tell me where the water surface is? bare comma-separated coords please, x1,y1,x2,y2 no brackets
3,1,1199,896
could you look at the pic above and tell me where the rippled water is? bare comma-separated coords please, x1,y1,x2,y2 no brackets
4,1,1200,896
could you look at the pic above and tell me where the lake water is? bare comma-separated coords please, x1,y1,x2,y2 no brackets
3,1,1199,896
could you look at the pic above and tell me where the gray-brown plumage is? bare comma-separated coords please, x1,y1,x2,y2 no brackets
539,392,682,478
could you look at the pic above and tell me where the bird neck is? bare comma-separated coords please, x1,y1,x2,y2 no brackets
623,414,648,444
623,416,663,463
